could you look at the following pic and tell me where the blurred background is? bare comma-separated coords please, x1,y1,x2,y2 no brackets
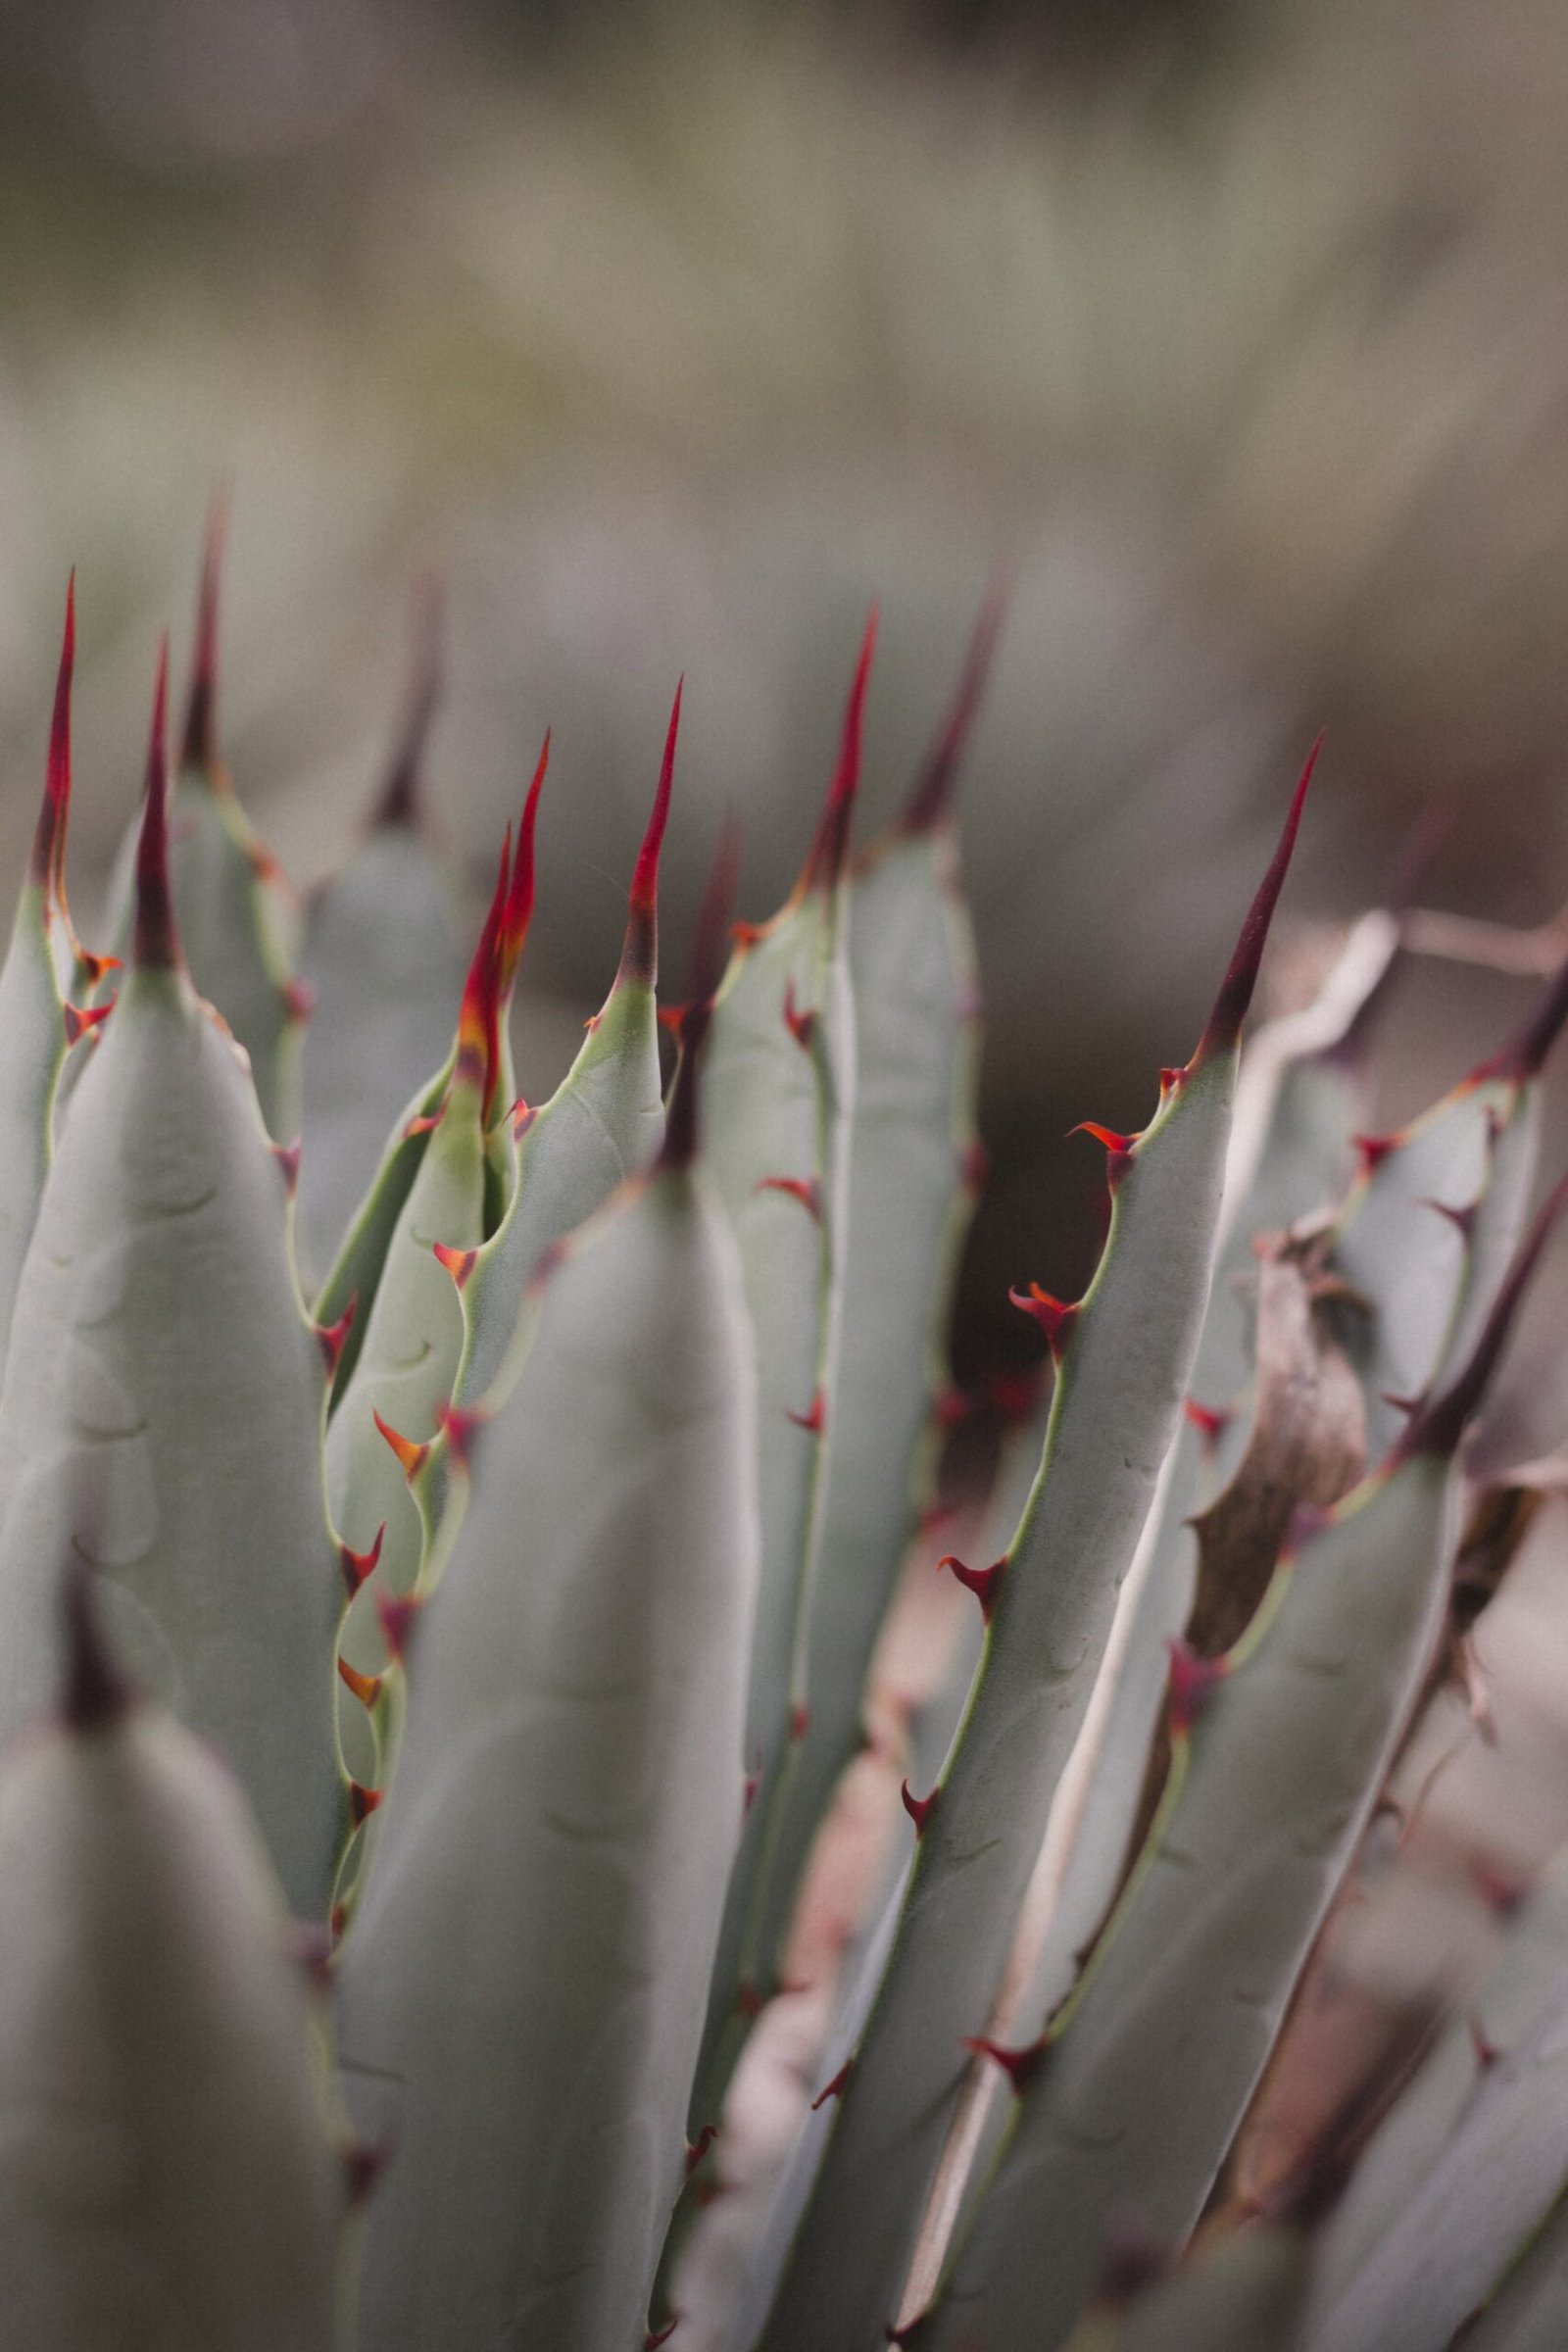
6,0,1568,1396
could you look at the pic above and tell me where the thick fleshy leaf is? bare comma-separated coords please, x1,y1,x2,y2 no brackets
335,1159,760,2352
752,755,1314,2352
750,621,988,1993
688,625,869,2129
0,676,339,1917
922,1174,1568,2352
0,1593,341,2352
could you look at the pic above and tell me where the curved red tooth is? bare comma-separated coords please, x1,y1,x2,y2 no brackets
372,571,444,830
939,1553,1004,1622
1183,1397,1230,1450
62,1000,114,1048
961,2034,1048,2095
797,607,877,897
901,1778,938,1836
133,640,181,973
787,1390,826,1436
645,2321,681,2350
1353,1131,1400,1178
1070,1121,1137,1156
338,1523,386,1601
1422,1196,1477,1242
337,1655,383,1709
900,572,1007,837
618,681,680,988
1191,734,1319,1066
781,978,816,1052
315,1297,357,1380
373,1410,429,1483
374,1592,420,1664
348,1781,384,1830
1167,1638,1229,1738
438,1402,484,1469
683,2123,718,2180
810,2057,855,2112
431,1240,478,1290
756,1174,822,1222
270,1136,303,1195
30,573,74,891
1007,1284,1079,1357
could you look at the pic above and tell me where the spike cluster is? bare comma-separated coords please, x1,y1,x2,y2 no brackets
3,544,1566,2352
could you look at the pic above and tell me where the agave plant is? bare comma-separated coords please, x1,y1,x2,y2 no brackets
4,532,1568,2352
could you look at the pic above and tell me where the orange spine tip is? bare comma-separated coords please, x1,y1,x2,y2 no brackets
271,1137,303,1195
1166,1638,1229,1737
348,1781,384,1830
374,1592,420,1664
431,1240,478,1290
315,1298,356,1380
939,1553,1004,1622
373,1411,430,1483
781,978,816,1053
373,571,444,830
1071,1121,1137,1157
1192,734,1320,1065
619,680,680,988
1008,1283,1079,1358
900,571,1008,836
30,573,74,889
62,999,113,1049
180,491,228,775
731,918,766,951
511,1100,537,1142
755,1174,822,1222
798,606,878,896
405,1106,444,1141
1183,1397,1230,1450
133,639,180,972
901,1778,938,1836
1159,1064,1189,1097
787,1390,826,1436
338,1523,386,1601
810,2058,855,2112
337,1655,383,1709
961,2034,1049,2095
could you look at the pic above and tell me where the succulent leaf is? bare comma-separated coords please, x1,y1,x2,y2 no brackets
336,1156,760,2352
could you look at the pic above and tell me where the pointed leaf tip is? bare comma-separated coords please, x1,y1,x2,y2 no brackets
1193,734,1320,1064
180,489,229,776
659,813,741,1175
798,606,877,896
1470,946,1568,1085
133,638,181,971
1399,1159,1568,1459
900,571,1008,835
497,735,549,998
29,573,75,889
619,680,680,986
61,1561,130,1737
456,826,513,1116
373,571,444,829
